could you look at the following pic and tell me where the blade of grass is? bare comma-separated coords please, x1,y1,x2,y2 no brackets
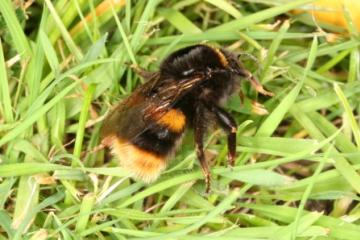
259,20,290,82
26,58,115,118
73,84,96,160
240,203,360,240
334,83,360,149
220,169,293,187
1,58,115,148
118,172,202,208
348,48,359,82
146,188,241,240
71,0,93,43
343,3,358,37
67,83,96,203
110,2,137,64
24,34,45,106
0,163,69,177
207,0,313,32
308,112,357,157
296,81,360,113
75,193,96,233
44,0,83,61
0,81,79,147
125,0,132,32
0,210,14,238
79,219,121,237
159,8,202,34
13,192,64,240
12,140,48,163
291,105,360,194
286,39,360,62
256,36,318,137
316,49,351,74
147,31,321,45
0,39,14,122
39,30,60,73
238,136,318,156
205,0,242,19
272,212,323,240
291,146,330,239
0,0,32,59
48,0,87,44
131,0,162,51
0,179,16,209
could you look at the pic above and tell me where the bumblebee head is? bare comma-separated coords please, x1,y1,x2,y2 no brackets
219,49,250,78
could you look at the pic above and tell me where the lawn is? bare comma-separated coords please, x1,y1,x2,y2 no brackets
0,0,360,239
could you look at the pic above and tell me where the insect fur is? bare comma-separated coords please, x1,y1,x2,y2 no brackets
101,44,272,193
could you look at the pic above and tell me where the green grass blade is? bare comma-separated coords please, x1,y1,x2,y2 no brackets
334,83,360,149
0,210,15,238
256,36,318,137
13,192,64,240
131,0,162,51
0,163,69,177
316,49,351,74
291,105,360,194
220,169,293,187
207,0,313,32
348,48,359,82
0,39,14,122
0,81,79,148
147,188,241,240
44,0,83,61
205,0,242,19
260,20,290,82
24,35,45,105
75,193,96,233
39,30,60,73
159,8,202,34
73,84,96,160
111,4,137,64
291,146,330,239
0,0,31,59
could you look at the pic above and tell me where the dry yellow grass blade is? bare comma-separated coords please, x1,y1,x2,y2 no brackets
70,0,126,36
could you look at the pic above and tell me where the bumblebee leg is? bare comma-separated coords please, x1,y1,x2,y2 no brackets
248,75,274,97
206,104,237,167
234,66,274,97
194,102,211,193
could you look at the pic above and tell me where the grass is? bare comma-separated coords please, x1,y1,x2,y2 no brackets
0,0,360,239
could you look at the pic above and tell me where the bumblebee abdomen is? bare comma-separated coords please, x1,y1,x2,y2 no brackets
103,108,186,183
156,109,186,132
111,137,167,183
131,109,186,157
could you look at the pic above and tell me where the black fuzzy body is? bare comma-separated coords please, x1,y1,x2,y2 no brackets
101,44,253,188
131,45,241,156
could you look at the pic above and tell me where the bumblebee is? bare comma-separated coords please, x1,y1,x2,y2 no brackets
101,44,272,192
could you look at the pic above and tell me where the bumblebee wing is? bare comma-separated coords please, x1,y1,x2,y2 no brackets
101,72,206,144
143,72,206,120
101,78,157,142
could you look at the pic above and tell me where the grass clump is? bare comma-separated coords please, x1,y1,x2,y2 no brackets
0,0,360,239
